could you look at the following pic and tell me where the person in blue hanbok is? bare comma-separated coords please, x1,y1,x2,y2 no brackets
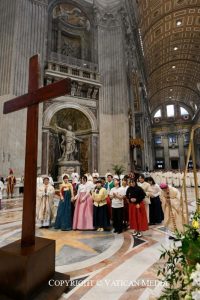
54,174,74,231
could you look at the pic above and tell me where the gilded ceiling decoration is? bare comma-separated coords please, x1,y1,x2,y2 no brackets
136,0,200,112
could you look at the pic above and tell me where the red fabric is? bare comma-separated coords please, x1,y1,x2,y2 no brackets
106,196,112,219
72,183,77,196
129,201,148,231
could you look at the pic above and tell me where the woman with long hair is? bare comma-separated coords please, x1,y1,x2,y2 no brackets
54,174,74,231
147,177,164,225
73,175,94,230
126,179,148,237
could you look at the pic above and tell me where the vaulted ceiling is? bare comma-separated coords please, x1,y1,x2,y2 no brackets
136,0,200,114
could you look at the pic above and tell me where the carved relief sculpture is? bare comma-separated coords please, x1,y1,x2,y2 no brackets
53,4,90,31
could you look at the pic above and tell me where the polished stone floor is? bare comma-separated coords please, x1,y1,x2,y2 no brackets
0,188,196,300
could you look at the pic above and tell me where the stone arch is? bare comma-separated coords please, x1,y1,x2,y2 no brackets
42,101,99,178
43,101,98,132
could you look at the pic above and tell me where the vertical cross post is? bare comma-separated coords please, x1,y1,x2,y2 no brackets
21,55,39,247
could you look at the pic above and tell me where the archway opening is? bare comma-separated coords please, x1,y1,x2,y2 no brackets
48,108,92,179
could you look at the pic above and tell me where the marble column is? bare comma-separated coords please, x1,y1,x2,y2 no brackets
41,130,49,175
178,134,185,170
163,136,170,169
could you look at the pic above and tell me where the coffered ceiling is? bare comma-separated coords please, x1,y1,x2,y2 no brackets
136,0,200,113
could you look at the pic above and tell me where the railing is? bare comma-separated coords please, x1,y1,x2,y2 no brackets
48,52,99,72
46,61,100,82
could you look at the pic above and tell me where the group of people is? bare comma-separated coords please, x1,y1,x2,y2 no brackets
36,171,185,238
149,170,200,188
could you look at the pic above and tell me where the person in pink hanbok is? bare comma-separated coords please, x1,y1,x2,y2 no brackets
73,175,94,230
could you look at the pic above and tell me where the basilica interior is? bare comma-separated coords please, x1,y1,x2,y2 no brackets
0,0,200,299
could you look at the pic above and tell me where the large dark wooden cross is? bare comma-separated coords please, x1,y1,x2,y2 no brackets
3,54,71,247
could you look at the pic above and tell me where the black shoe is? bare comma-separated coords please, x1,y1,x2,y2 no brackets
39,226,44,229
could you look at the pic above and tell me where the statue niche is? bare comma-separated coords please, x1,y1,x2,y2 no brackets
49,108,91,178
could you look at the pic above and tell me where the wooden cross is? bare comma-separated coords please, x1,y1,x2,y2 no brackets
3,54,71,247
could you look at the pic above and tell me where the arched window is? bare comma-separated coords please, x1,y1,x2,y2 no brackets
166,105,174,117
154,109,161,118
180,107,189,116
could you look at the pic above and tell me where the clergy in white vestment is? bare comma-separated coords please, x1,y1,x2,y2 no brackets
36,175,55,228
160,184,186,234
172,171,180,188
190,172,195,187
166,171,173,186
179,172,184,187
197,171,200,187
161,171,167,184
186,173,191,187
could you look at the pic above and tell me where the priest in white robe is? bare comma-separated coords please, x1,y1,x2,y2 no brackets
36,175,55,228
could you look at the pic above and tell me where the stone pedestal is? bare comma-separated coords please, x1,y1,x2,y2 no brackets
57,160,81,181
0,237,69,300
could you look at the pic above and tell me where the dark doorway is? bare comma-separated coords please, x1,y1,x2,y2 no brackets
171,159,179,169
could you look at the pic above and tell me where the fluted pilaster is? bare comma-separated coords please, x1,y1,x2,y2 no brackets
96,4,130,174
0,0,48,176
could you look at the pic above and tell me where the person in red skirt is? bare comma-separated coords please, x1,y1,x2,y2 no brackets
126,179,148,237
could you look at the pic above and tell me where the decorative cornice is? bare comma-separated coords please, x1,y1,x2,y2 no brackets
31,0,48,7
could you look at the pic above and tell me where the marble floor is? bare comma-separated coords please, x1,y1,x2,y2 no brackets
0,189,196,300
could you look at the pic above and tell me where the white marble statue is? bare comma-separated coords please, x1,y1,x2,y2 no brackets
55,124,82,161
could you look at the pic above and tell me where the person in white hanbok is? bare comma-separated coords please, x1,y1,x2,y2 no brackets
147,177,164,225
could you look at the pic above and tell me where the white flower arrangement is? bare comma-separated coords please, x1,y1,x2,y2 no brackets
191,290,200,300
190,263,200,287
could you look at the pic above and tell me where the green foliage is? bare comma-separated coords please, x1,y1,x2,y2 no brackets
157,211,200,299
112,164,125,177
